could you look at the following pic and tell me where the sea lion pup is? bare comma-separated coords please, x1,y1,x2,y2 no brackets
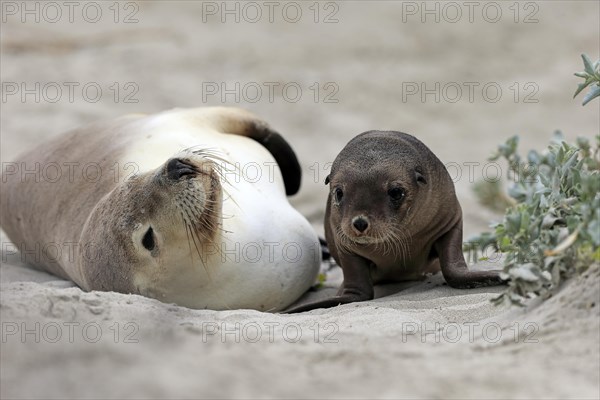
0,107,320,311
287,130,504,313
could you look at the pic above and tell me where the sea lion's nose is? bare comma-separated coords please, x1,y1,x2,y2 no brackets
166,158,197,180
352,216,369,233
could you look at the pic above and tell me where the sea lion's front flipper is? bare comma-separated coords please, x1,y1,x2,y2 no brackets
285,253,374,313
435,222,505,288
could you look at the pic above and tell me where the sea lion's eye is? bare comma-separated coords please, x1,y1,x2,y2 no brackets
142,227,156,251
334,188,344,203
388,188,405,201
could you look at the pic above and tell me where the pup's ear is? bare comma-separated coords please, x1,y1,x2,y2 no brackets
415,169,427,185
324,175,330,185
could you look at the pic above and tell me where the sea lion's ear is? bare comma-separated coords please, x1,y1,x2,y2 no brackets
324,175,330,185
415,169,427,185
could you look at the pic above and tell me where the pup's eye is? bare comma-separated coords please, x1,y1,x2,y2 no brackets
334,188,344,203
142,227,156,251
388,188,405,201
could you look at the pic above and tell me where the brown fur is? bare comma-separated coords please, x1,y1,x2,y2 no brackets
287,131,504,313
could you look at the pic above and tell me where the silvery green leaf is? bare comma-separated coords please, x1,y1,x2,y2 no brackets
541,271,552,281
541,214,561,229
573,82,589,98
507,135,519,151
527,150,540,164
539,173,551,187
562,150,580,174
506,212,522,232
539,194,549,208
509,263,540,282
538,182,550,195
551,261,561,286
551,173,561,197
582,54,595,75
576,136,590,150
545,150,557,167
508,185,527,200
552,130,564,144
508,292,525,304
574,72,588,78
544,256,556,268
556,227,570,243
587,219,600,246
582,85,600,106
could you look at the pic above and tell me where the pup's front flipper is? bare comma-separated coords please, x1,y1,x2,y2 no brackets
285,253,374,313
435,223,505,288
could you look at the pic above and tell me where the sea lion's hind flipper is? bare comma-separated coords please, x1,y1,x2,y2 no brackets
285,252,374,313
435,223,505,288
246,121,301,196
284,286,374,313
191,108,301,195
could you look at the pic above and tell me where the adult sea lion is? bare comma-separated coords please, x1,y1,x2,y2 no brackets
0,107,320,311
287,130,503,313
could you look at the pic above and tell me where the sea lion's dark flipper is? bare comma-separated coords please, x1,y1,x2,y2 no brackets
435,222,505,288
243,121,301,196
285,297,355,313
192,107,301,195
285,253,374,313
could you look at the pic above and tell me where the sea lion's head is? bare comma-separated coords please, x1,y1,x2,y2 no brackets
78,150,223,294
326,131,444,252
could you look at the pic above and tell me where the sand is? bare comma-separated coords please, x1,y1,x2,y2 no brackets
1,1,599,399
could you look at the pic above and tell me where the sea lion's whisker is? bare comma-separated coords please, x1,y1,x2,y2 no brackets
179,202,214,279
189,223,212,281
182,211,195,266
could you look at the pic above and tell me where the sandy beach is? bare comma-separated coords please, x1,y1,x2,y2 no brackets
1,1,599,398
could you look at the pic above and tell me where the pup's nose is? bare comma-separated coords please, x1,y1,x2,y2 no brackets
352,216,369,233
166,158,197,180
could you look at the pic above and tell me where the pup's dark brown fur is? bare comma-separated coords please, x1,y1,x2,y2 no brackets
288,131,503,312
